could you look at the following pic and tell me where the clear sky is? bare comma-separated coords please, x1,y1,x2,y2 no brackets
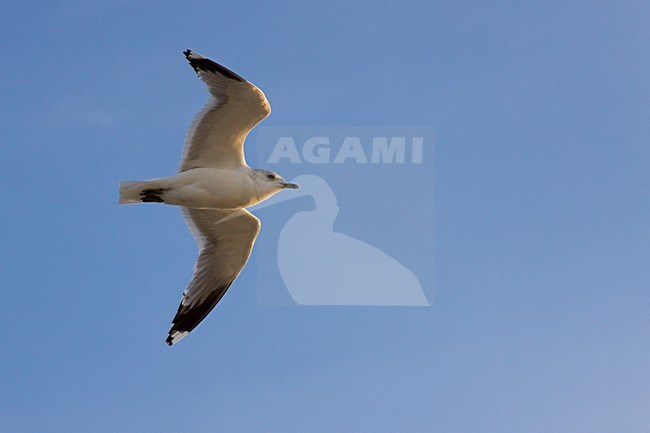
2,1,650,432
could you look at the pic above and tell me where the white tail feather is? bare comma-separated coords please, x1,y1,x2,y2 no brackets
119,181,149,204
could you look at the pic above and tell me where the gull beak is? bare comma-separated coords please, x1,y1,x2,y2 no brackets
281,182,300,189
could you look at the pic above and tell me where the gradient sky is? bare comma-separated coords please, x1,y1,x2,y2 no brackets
2,1,650,432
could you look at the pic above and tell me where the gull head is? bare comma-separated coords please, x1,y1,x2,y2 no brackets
253,169,299,198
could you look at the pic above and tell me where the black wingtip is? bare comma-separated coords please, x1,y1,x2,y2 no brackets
183,50,246,83
166,336,173,346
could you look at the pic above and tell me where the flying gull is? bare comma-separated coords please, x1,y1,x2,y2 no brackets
119,50,298,346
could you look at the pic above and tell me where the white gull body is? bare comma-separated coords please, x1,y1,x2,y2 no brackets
119,50,298,345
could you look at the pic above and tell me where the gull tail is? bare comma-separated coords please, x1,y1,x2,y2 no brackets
118,181,166,204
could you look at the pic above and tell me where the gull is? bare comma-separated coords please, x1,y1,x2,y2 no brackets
119,50,298,346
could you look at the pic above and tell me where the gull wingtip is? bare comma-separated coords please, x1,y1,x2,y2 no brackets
166,330,189,346
184,49,205,60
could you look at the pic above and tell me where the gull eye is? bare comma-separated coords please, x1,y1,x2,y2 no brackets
266,174,275,180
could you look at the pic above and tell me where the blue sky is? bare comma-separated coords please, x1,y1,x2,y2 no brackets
2,1,650,432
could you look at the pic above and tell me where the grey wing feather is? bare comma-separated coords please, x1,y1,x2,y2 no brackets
179,50,271,171
166,207,261,345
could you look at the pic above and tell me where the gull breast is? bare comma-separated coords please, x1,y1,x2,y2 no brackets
162,168,257,209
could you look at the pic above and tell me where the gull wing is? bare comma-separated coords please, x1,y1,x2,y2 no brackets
178,50,271,171
166,207,261,345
